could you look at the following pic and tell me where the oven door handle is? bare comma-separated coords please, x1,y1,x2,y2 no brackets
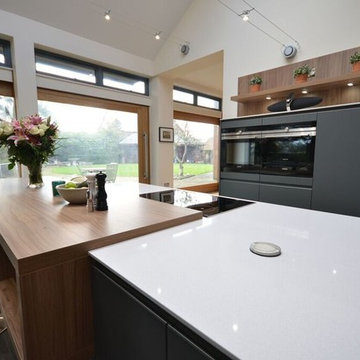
261,128,316,138
221,130,262,140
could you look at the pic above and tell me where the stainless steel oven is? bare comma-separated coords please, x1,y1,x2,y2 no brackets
220,126,262,174
221,122,316,177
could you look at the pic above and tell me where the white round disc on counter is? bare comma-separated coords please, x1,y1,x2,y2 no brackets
250,242,281,257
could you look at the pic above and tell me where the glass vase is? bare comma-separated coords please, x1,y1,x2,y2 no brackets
27,162,44,188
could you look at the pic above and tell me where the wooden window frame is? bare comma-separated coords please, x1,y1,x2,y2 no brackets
173,110,220,193
37,88,150,183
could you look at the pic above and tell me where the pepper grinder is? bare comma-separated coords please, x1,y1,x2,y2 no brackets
95,171,108,211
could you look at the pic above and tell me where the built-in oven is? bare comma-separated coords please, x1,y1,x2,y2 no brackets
221,122,316,177
260,122,316,177
220,126,262,174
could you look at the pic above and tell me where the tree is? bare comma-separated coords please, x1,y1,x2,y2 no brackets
174,120,200,177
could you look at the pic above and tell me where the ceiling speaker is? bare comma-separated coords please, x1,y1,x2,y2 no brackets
181,44,190,55
283,45,297,59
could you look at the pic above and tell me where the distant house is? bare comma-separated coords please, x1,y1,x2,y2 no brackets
118,132,138,163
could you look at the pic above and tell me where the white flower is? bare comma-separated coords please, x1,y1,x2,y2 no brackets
29,127,40,135
38,129,45,136
39,123,49,132
0,128,3,136
3,125,13,136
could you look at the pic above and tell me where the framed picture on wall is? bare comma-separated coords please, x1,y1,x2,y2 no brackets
159,127,174,143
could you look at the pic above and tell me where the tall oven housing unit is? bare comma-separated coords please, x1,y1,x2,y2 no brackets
219,113,317,210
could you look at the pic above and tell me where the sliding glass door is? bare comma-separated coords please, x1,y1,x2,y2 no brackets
38,89,149,183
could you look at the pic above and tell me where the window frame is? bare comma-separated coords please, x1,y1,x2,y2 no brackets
0,39,12,68
173,110,220,193
35,49,149,95
173,86,222,111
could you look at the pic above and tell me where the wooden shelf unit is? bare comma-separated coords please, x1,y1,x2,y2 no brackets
231,71,360,103
231,46,360,116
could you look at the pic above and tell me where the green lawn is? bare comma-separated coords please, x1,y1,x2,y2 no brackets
43,163,213,178
173,163,213,176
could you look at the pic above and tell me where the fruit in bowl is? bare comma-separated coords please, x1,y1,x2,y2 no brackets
56,176,88,204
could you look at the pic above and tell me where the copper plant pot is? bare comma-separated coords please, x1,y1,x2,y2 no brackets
352,62,360,72
250,84,261,92
295,74,308,83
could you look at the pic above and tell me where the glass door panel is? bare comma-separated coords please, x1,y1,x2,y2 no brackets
38,100,140,182
173,119,219,189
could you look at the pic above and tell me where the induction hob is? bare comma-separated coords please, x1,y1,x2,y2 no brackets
140,189,253,217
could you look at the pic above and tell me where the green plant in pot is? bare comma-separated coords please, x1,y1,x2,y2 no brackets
350,51,360,72
293,64,315,83
249,75,263,92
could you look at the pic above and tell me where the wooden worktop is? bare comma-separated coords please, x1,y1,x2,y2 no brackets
0,178,202,275
0,178,202,360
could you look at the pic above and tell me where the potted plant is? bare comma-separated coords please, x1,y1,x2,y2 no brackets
249,75,263,92
350,51,360,72
293,64,316,83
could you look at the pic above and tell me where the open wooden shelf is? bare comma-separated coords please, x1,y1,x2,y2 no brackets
0,278,23,360
231,71,360,103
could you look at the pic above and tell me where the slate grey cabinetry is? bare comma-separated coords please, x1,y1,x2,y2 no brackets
168,325,214,360
92,264,223,360
92,266,166,360
312,107,360,217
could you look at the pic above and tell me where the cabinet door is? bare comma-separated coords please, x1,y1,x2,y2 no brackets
92,266,166,360
167,325,214,360
259,183,312,209
312,108,360,216
220,179,259,201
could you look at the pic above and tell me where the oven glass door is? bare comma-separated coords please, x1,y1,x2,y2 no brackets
261,135,315,177
221,136,261,173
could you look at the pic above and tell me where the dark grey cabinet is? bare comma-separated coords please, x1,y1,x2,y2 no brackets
312,107,360,217
92,265,220,360
167,325,214,360
92,266,166,360
220,179,259,201
259,184,312,209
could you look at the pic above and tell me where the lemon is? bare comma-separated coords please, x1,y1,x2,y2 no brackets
65,181,77,188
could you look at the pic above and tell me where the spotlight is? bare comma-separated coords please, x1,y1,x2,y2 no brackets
240,9,253,22
347,82,354,87
266,96,272,100
154,31,161,40
301,90,308,94
104,10,111,21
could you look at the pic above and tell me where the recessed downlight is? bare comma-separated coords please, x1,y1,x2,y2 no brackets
266,96,272,100
301,89,308,94
347,82,354,87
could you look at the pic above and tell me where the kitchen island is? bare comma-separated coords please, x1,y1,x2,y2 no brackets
90,199,360,359
0,178,202,360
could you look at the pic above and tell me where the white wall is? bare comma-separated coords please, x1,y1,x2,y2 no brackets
155,0,360,118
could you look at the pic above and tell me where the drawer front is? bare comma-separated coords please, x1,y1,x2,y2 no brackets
220,179,259,201
259,184,312,209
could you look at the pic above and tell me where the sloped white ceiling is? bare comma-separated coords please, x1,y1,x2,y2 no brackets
0,0,193,60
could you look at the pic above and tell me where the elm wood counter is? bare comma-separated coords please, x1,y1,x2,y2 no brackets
0,178,202,360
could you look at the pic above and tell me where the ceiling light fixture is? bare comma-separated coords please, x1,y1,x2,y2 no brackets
104,9,111,21
301,90,308,94
240,9,253,22
154,31,161,40
266,96,272,100
216,0,300,54
347,82,354,87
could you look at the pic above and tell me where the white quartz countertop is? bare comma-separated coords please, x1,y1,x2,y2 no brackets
90,189,360,360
